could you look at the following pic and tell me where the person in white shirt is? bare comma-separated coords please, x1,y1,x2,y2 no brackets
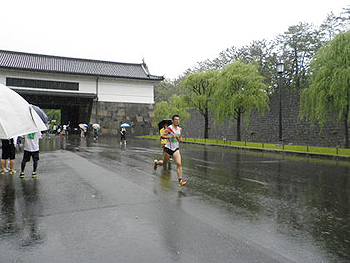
19,132,41,179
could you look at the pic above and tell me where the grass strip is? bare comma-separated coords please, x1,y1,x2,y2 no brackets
137,135,350,157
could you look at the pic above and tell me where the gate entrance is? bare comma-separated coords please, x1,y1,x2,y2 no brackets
13,89,96,129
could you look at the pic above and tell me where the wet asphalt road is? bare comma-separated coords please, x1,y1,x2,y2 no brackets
0,135,350,262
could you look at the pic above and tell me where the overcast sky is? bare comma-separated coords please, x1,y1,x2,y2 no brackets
1,0,349,79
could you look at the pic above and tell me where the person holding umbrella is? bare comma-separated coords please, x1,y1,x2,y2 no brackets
120,128,127,146
158,119,172,148
79,123,88,137
153,119,172,169
119,123,130,146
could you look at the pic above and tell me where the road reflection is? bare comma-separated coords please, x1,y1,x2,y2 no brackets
0,175,16,235
19,179,43,247
26,135,350,260
0,174,43,248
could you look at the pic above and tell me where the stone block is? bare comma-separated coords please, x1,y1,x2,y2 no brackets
117,109,126,117
99,109,110,117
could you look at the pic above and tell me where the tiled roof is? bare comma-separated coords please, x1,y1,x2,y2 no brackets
0,50,164,81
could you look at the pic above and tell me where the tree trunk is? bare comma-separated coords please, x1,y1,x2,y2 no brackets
294,48,300,88
236,111,241,141
204,108,209,139
345,80,350,148
344,112,349,148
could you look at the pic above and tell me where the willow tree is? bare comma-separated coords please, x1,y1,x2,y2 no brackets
181,70,217,138
213,61,269,141
153,94,190,126
300,31,350,148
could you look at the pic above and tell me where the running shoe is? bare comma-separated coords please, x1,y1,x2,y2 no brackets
19,172,25,178
153,159,158,169
178,179,187,186
32,172,38,179
9,169,16,175
0,169,5,174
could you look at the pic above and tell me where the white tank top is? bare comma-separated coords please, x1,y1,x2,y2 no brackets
165,125,181,151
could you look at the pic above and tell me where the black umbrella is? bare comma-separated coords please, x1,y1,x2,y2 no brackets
158,119,172,130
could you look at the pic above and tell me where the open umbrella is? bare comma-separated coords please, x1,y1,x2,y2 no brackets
79,123,88,131
31,104,48,125
0,84,47,139
158,119,172,130
120,123,131,128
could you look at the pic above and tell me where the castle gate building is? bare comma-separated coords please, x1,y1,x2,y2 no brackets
0,50,164,135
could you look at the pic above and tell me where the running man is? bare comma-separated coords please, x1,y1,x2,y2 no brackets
154,115,187,186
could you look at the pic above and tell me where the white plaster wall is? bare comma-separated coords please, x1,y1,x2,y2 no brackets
97,79,154,103
0,75,6,86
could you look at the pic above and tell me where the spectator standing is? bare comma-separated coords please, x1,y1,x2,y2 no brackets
92,123,100,140
0,138,16,174
19,132,41,179
120,127,126,146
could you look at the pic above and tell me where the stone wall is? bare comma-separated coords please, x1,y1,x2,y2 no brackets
90,101,155,136
182,89,347,148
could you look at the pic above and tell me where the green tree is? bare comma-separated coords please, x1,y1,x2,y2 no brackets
213,61,269,141
154,78,181,103
236,40,279,93
181,70,217,138
319,12,345,42
276,22,322,89
153,94,190,126
300,31,350,148
45,109,61,125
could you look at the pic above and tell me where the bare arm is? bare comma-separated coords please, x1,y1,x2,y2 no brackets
161,128,174,139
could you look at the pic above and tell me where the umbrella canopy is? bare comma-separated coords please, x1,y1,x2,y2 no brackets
120,123,131,128
31,104,48,125
0,84,47,139
79,123,88,131
158,119,172,130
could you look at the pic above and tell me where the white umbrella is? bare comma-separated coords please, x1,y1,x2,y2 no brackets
120,123,131,127
79,123,88,132
0,84,47,139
